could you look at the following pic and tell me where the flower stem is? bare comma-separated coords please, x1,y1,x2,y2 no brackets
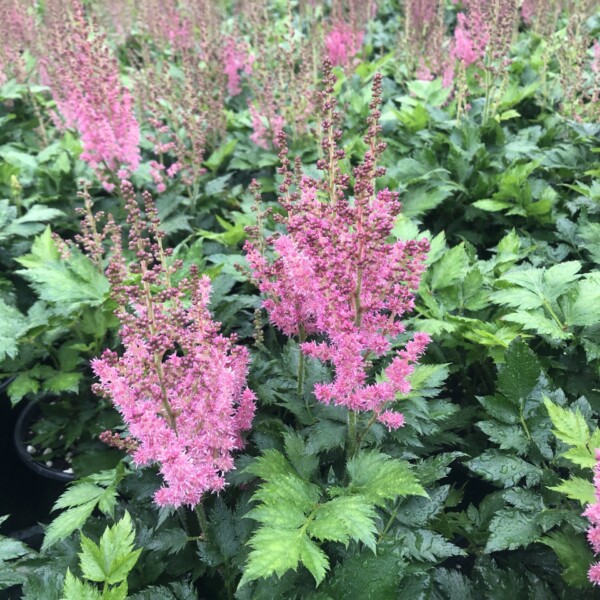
298,327,313,420
347,411,358,458
195,502,208,539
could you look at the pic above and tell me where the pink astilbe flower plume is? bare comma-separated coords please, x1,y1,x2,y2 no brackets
245,61,430,432
92,181,255,508
325,20,364,67
0,0,35,85
584,449,600,584
39,0,140,189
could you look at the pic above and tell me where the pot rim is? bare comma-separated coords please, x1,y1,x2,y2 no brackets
14,401,75,483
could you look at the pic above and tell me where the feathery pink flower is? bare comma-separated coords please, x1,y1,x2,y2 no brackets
40,1,140,186
246,64,429,429
325,21,364,67
223,36,254,96
93,182,255,507
453,13,481,67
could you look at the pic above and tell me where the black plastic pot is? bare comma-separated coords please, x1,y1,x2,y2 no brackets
14,401,75,483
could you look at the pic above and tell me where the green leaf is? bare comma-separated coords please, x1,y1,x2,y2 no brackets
0,299,26,361
43,503,96,551
79,512,141,585
43,468,124,550
343,451,427,505
497,340,541,406
7,373,39,405
239,528,328,587
16,229,109,313
61,570,102,600
502,310,569,339
485,509,540,553
543,398,590,447
477,421,529,455
309,496,377,552
323,546,404,599
561,445,597,469
549,477,596,505
44,372,82,394
562,275,600,327
204,139,238,171
244,449,295,480
541,530,594,589
402,529,466,562
429,244,469,291
467,450,541,488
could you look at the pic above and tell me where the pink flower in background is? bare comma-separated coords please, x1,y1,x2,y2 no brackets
41,1,140,187
592,40,600,75
93,182,255,507
585,449,600,584
521,0,535,24
325,21,364,67
223,36,254,96
249,102,285,149
453,12,481,67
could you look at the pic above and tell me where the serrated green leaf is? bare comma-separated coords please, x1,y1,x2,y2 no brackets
309,496,377,552
402,529,466,562
0,299,26,361
323,546,404,599
147,528,190,555
244,449,296,480
467,450,541,488
502,310,570,339
562,445,597,469
42,503,96,551
240,528,328,587
478,395,519,424
44,371,82,394
53,483,107,511
562,275,600,327
541,530,594,588
61,570,102,600
543,398,590,447
7,373,39,404
0,536,30,562
485,509,539,553
79,512,141,585
430,244,469,291
497,339,541,406
344,451,427,505
305,420,347,454
284,432,318,480
549,477,596,505
252,473,321,517
477,421,529,455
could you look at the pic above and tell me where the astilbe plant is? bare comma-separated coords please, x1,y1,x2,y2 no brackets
131,1,229,199
245,62,430,450
92,181,256,507
400,0,448,80
555,2,600,122
0,0,35,85
449,0,519,120
39,0,140,190
242,0,322,148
